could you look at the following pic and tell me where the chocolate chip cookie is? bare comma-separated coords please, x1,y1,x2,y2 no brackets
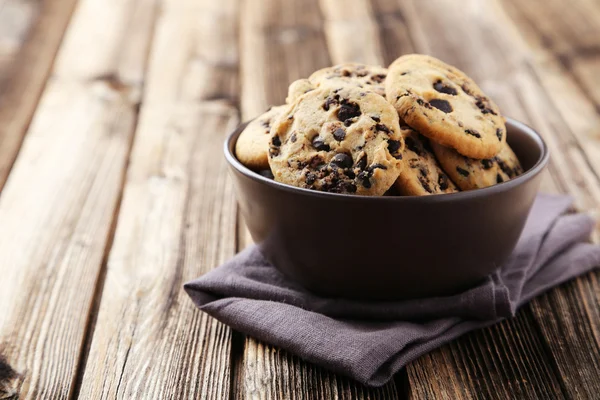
286,79,316,103
386,54,506,159
431,141,523,191
395,127,459,196
308,63,388,98
235,105,285,170
268,86,404,195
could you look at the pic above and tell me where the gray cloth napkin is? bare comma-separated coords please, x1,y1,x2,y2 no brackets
184,194,600,387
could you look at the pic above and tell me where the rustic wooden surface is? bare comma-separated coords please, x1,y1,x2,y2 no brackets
0,0,598,399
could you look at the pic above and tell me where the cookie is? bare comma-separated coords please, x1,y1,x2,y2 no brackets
268,86,404,195
431,140,523,191
386,54,506,159
235,106,286,170
395,127,459,196
286,79,316,103
308,63,388,98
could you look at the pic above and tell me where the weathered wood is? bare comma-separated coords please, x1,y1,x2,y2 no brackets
241,337,399,400
369,0,416,66
407,311,566,399
0,0,79,191
318,0,383,65
378,0,600,398
499,0,600,223
493,10,600,390
239,0,331,119
79,103,239,399
77,0,240,398
0,0,157,398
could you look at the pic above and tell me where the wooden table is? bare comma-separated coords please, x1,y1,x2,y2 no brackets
0,0,599,398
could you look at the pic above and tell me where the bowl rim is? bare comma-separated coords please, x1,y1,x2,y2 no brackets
224,117,550,202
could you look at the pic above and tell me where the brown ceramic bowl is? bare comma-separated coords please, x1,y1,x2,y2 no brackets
225,118,549,300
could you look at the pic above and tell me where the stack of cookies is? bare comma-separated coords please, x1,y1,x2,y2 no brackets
235,55,523,196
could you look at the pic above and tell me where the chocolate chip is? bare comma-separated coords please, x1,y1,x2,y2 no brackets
481,159,493,169
345,170,356,179
358,171,371,188
438,174,450,190
417,98,433,109
258,169,274,179
457,166,469,177
341,70,351,77
261,120,271,128
461,84,473,96
323,95,340,111
290,132,297,142
465,129,481,138
497,159,515,177
355,154,367,170
433,80,457,95
375,124,391,134
371,74,386,83
333,128,346,141
272,135,281,146
429,99,453,113
331,153,353,169
475,97,498,115
387,139,401,153
305,173,316,185
344,182,358,193
337,101,361,122
496,128,503,141
312,136,330,151
368,163,388,172
400,71,408,76
356,71,368,77
496,174,504,183
371,115,380,122
419,176,433,193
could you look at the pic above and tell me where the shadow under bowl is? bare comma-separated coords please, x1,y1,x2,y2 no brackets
224,118,549,300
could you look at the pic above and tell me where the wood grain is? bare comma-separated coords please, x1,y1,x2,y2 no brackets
0,0,79,191
369,0,415,66
77,0,241,398
0,0,158,397
239,0,331,119
318,0,383,65
240,337,399,400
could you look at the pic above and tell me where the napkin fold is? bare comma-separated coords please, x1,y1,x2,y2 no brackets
184,194,600,387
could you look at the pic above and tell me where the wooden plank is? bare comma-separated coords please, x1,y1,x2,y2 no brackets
77,1,240,398
369,0,416,66
0,0,79,190
0,0,158,398
377,0,600,398
318,0,383,65
407,310,566,399
237,0,401,397
239,0,331,119
498,0,600,218
241,337,400,400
